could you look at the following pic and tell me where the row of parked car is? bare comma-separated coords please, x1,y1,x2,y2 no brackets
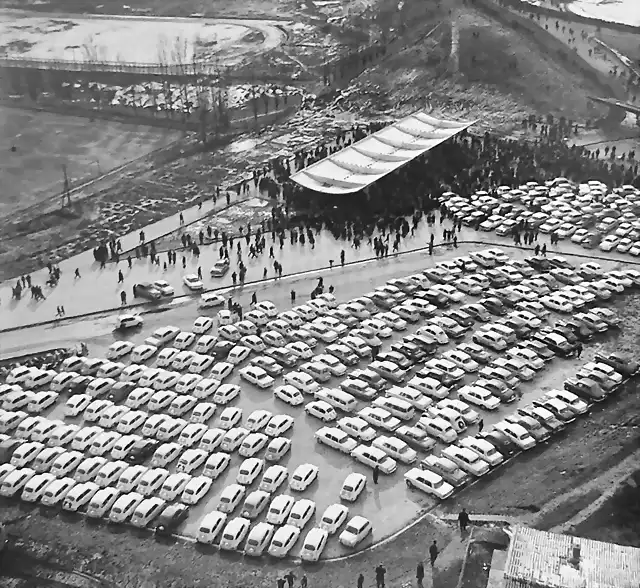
443,178,640,254
0,246,635,555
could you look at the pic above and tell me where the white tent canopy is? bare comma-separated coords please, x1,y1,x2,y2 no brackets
290,111,475,195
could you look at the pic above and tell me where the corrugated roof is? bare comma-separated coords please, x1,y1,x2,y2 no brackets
504,526,640,588
290,111,475,194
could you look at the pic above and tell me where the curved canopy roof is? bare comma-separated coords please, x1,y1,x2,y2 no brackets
290,111,475,194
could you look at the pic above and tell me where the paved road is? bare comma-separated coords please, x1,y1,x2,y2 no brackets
3,242,626,557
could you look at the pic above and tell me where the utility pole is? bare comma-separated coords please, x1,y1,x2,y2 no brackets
61,164,71,208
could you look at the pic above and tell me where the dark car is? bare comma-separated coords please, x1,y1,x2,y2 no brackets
446,310,475,329
416,289,450,308
461,303,491,322
377,351,412,370
505,415,551,442
132,282,162,301
564,377,607,402
63,375,93,396
546,325,579,345
154,503,190,535
533,332,576,358
0,438,25,464
266,347,298,368
350,369,387,392
536,273,561,290
107,382,136,403
481,297,507,316
125,439,161,464
403,335,438,355
501,318,532,339
532,400,576,423
555,319,594,342
593,352,639,377
526,256,552,271
483,270,509,289
478,430,519,457
457,343,493,365
391,342,427,362
520,339,555,361
516,405,564,434
325,345,359,366
212,341,234,360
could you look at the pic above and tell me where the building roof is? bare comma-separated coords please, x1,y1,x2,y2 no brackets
503,526,640,588
290,110,474,194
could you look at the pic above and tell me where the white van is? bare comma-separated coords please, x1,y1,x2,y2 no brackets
131,497,166,528
372,396,415,421
197,510,228,544
316,388,357,413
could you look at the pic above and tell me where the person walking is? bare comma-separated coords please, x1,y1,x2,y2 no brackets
251,292,258,306
416,562,425,587
458,508,470,533
179,212,184,226
478,418,484,433
357,573,365,588
74,268,81,279
575,342,583,358
284,571,296,588
373,465,380,485
276,579,286,588
118,270,124,283
300,575,308,588
375,564,386,588
291,289,296,303
197,266,202,279
429,540,439,567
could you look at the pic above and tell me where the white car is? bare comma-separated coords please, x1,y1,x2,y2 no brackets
350,445,396,474
218,407,243,430
285,341,314,360
441,446,490,476
219,428,249,452
459,437,504,467
338,416,377,442
266,494,296,525
304,401,337,422
264,414,294,437
457,386,501,411
86,487,121,518
218,483,246,513
300,528,329,562
268,524,301,557
286,498,316,529
182,476,212,505
371,435,417,464
289,463,319,491
599,235,620,252
239,433,269,457
315,427,358,453
404,468,454,499
107,341,135,360
259,464,288,493
219,517,251,551
358,406,401,432
193,316,214,334
283,372,320,395
203,452,231,479
239,366,274,389
265,437,291,462
183,274,204,290
228,346,252,365
339,472,367,502
319,503,349,534
339,515,372,547
255,301,277,317
236,458,264,485
273,385,304,406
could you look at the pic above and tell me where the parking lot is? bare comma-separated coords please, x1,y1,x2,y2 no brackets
0,242,636,559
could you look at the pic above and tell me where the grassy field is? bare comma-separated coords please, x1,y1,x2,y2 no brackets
0,106,181,218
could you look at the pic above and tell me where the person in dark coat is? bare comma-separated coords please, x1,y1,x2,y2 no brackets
429,540,439,566
373,465,380,485
416,562,425,586
459,508,470,533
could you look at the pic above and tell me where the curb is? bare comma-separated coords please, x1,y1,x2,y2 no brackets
2,239,637,335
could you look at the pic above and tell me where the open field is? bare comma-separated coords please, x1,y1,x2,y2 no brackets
0,11,287,67
0,106,181,219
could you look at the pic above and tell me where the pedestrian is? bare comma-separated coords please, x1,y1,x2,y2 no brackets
373,464,380,485
263,267,268,279
127,256,132,269
118,270,124,283
291,289,296,303
429,540,439,567
340,249,345,266
453,235,458,248
197,266,202,279
458,508,470,533
179,212,184,225
541,243,547,256
478,418,484,433
300,575,308,588
251,292,257,305
576,342,583,358
182,256,187,269
60,305,65,316
357,574,365,588
120,291,127,305
534,244,540,256
74,268,80,279
277,579,286,588
375,564,386,588
284,571,296,588
416,562,425,587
